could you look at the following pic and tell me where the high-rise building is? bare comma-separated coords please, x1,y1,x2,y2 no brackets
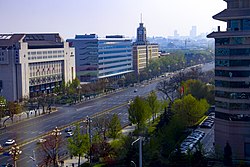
67,34,133,83
208,0,250,159
189,26,197,38
133,20,159,74
0,33,75,101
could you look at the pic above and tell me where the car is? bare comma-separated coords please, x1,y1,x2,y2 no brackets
37,138,46,144
66,132,73,137
5,139,15,145
200,122,213,128
134,89,138,93
65,127,73,133
0,144,3,151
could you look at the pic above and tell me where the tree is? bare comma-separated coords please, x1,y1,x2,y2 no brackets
68,124,90,166
128,96,151,131
39,134,63,167
108,114,122,139
0,96,7,127
147,91,161,122
6,101,22,123
92,115,111,140
171,94,209,127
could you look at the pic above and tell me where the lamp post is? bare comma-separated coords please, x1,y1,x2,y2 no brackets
77,85,82,102
9,143,22,167
121,75,126,88
131,137,142,167
86,116,92,164
52,126,61,167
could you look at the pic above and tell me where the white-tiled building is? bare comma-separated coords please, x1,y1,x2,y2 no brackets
0,33,75,101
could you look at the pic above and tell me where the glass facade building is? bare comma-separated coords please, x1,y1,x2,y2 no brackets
67,34,133,82
207,0,250,160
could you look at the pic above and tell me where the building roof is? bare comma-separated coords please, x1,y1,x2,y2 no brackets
0,34,24,48
213,8,250,21
0,33,64,49
207,30,250,38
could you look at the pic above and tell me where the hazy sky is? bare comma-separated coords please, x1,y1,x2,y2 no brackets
0,0,227,39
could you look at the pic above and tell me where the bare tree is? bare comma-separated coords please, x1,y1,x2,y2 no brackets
38,134,64,167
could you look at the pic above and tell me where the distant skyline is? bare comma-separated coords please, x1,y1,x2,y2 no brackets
0,0,226,39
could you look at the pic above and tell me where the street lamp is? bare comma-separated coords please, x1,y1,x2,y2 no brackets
52,126,61,166
131,161,136,167
86,116,92,164
121,75,126,88
77,85,82,102
9,143,22,167
131,137,142,167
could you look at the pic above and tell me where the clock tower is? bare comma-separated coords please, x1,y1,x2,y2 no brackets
136,15,147,45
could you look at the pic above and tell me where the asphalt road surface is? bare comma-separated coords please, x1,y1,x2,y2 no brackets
0,62,214,166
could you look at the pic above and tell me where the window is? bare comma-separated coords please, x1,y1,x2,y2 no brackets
245,143,250,158
0,80,2,90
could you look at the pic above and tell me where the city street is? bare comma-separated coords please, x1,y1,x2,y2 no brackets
0,63,214,166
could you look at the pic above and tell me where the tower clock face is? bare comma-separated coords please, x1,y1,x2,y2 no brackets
139,30,143,34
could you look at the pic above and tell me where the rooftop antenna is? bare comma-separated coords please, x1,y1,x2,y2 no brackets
140,13,143,23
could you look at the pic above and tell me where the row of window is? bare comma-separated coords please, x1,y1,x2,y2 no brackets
215,80,250,88
28,54,64,60
215,48,250,56
228,19,250,31
215,101,250,110
98,54,131,60
215,111,250,122
215,90,250,99
99,59,132,65
215,70,250,77
99,63,132,71
98,45,131,50
215,59,250,67
98,49,131,55
99,68,132,77
28,50,64,55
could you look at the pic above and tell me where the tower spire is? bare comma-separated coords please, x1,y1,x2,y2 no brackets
140,13,143,23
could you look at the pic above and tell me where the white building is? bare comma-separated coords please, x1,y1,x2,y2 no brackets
0,33,75,101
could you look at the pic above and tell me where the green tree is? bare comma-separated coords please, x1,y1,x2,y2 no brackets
68,124,90,166
0,96,7,127
128,96,151,131
147,91,161,122
171,94,209,127
108,114,122,139
6,101,22,123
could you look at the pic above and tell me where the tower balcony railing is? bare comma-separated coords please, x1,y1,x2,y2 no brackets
215,86,250,92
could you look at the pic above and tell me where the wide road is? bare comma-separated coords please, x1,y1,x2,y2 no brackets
0,80,159,166
0,62,214,166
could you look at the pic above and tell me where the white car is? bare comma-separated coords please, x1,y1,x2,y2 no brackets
37,138,46,144
5,139,15,145
66,132,73,137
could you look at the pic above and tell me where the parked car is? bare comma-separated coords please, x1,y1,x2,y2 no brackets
0,144,3,151
200,122,213,128
134,89,138,93
5,139,15,145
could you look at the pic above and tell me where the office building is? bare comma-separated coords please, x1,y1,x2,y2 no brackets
189,26,197,38
0,33,75,101
207,0,250,159
67,34,133,83
133,21,159,74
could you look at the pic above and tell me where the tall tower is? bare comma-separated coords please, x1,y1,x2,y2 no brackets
208,0,250,160
136,14,147,45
